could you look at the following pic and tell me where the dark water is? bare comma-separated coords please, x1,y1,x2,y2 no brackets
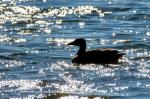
0,0,150,98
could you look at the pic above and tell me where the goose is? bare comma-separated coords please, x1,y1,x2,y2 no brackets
68,38,124,64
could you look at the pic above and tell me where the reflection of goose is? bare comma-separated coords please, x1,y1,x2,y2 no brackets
68,38,124,64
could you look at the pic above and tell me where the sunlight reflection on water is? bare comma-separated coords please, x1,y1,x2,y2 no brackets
0,0,150,98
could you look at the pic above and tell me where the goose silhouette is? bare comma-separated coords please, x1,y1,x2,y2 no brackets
68,38,124,64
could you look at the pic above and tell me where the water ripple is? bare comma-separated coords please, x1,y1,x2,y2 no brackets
0,0,150,98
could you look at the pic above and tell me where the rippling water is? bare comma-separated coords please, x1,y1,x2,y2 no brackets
0,0,150,98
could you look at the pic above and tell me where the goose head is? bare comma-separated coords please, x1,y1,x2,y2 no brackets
68,38,86,55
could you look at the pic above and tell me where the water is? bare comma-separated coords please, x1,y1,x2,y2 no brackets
0,0,150,98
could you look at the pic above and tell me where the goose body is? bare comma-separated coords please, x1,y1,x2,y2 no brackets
68,38,124,64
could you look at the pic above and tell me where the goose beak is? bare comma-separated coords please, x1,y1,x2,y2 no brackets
67,41,75,45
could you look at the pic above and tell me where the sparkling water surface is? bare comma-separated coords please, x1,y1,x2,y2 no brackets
0,0,150,98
